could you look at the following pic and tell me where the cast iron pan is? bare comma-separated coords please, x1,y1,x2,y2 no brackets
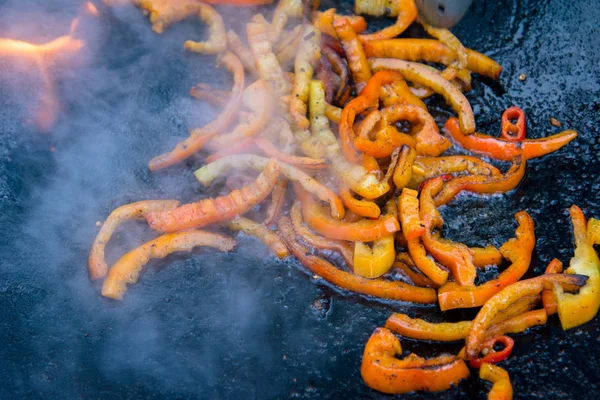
0,0,598,398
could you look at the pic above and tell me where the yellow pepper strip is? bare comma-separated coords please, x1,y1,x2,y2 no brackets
102,230,236,300
290,25,320,130
485,309,547,340
354,234,396,278
362,38,502,80
339,184,381,219
270,0,304,42
334,17,372,93
225,217,289,259
471,246,503,268
465,274,588,359
553,205,600,330
588,218,600,245
385,313,471,342
370,58,475,134
393,145,417,190
480,363,513,400
438,211,536,310
361,328,470,395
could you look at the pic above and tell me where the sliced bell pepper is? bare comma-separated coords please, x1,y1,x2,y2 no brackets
444,117,578,161
102,230,236,300
225,217,289,259
485,309,548,340
290,24,321,130
465,273,589,359
469,336,514,368
354,234,396,278
438,211,535,310
541,258,563,315
385,313,471,342
553,205,600,330
393,145,417,189
354,116,416,158
480,363,513,400
339,184,381,219
279,217,437,303
263,179,287,226
588,218,600,245
359,0,418,42
380,79,427,110
255,137,328,169
410,155,501,188
312,9,367,38
295,183,400,242
334,17,371,93
399,188,425,240
392,258,437,288
471,246,504,268
361,327,470,394
500,106,526,142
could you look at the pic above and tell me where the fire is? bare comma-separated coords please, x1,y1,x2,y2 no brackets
0,2,97,132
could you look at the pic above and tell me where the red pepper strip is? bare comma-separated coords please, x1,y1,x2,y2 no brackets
148,52,244,170
465,274,588,359
295,183,399,242
205,137,255,163
438,211,535,310
334,18,372,93
279,218,437,303
362,38,502,80
263,180,287,226
480,363,513,400
500,106,526,142
255,137,328,169
434,156,526,207
147,160,280,232
225,217,289,259
339,70,404,162
420,177,477,286
469,336,514,368
339,184,381,219
290,202,354,268
444,117,578,161
541,258,564,316
485,309,548,340
361,328,470,394
89,200,180,280
102,230,236,300
382,104,452,157
359,0,418,42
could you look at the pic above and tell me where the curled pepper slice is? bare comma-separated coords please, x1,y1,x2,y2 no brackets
334,17,371,93
225,216,289,259
553,205,600,330
353,234,396,278
148,52,244,170
500,106,526,142
370,58,475,134
469,336,514,368
410,155,501,187
295,183,399,242
89,200,180,280
445,117,578,161
339,184,381,219
312,9,367,38
255,137,327,169
359,0,418,42
361,327,470,394
393,145,417,189
263,180,287,226
438,211,535,310
102,230,236,300
393,258,437,288
147,160,280,232
465,274,589,359
279,217,436,303
480,363,513,400
485,309,548,339
380,79,427,109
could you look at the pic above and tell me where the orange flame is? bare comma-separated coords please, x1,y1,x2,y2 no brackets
0,2,97,132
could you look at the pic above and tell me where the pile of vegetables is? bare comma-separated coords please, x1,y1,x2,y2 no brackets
93,0,598,397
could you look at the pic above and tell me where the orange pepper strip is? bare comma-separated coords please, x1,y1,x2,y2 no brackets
204,137,255,163
434,157,526,207
189,83,229,106
411,155,501,187
312,9,367,38
255,137,328,169
147,160,280,233
225,217,289,259
290,202,354,268
334,18,372,93
148,52,244,170
339,70,404,162
438,211,536,310
393,145,417,189
325,103,342,124
209,80,275,149
380,79,428,110
485,309,548,340
354,112,416,158
370,58,475,134
102,230,236,300
362,38,502,80
386,313,471,342
399,188,425,240
279,218,436,303
444,117,578,161
339,184,381,219
392,260,437,288
465,274,588,359
420,177,477,286
202,0,273,6
226,30,258,77
263,180,288,226
89,200,180,280
359,0,418,42
541,258,564,316
290,25,320,130
480,363,513,400
295,183,399,242
471,246,504,268
361,328,470,394
407,238,448,287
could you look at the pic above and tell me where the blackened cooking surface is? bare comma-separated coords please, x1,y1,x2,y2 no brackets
0,0,599,398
